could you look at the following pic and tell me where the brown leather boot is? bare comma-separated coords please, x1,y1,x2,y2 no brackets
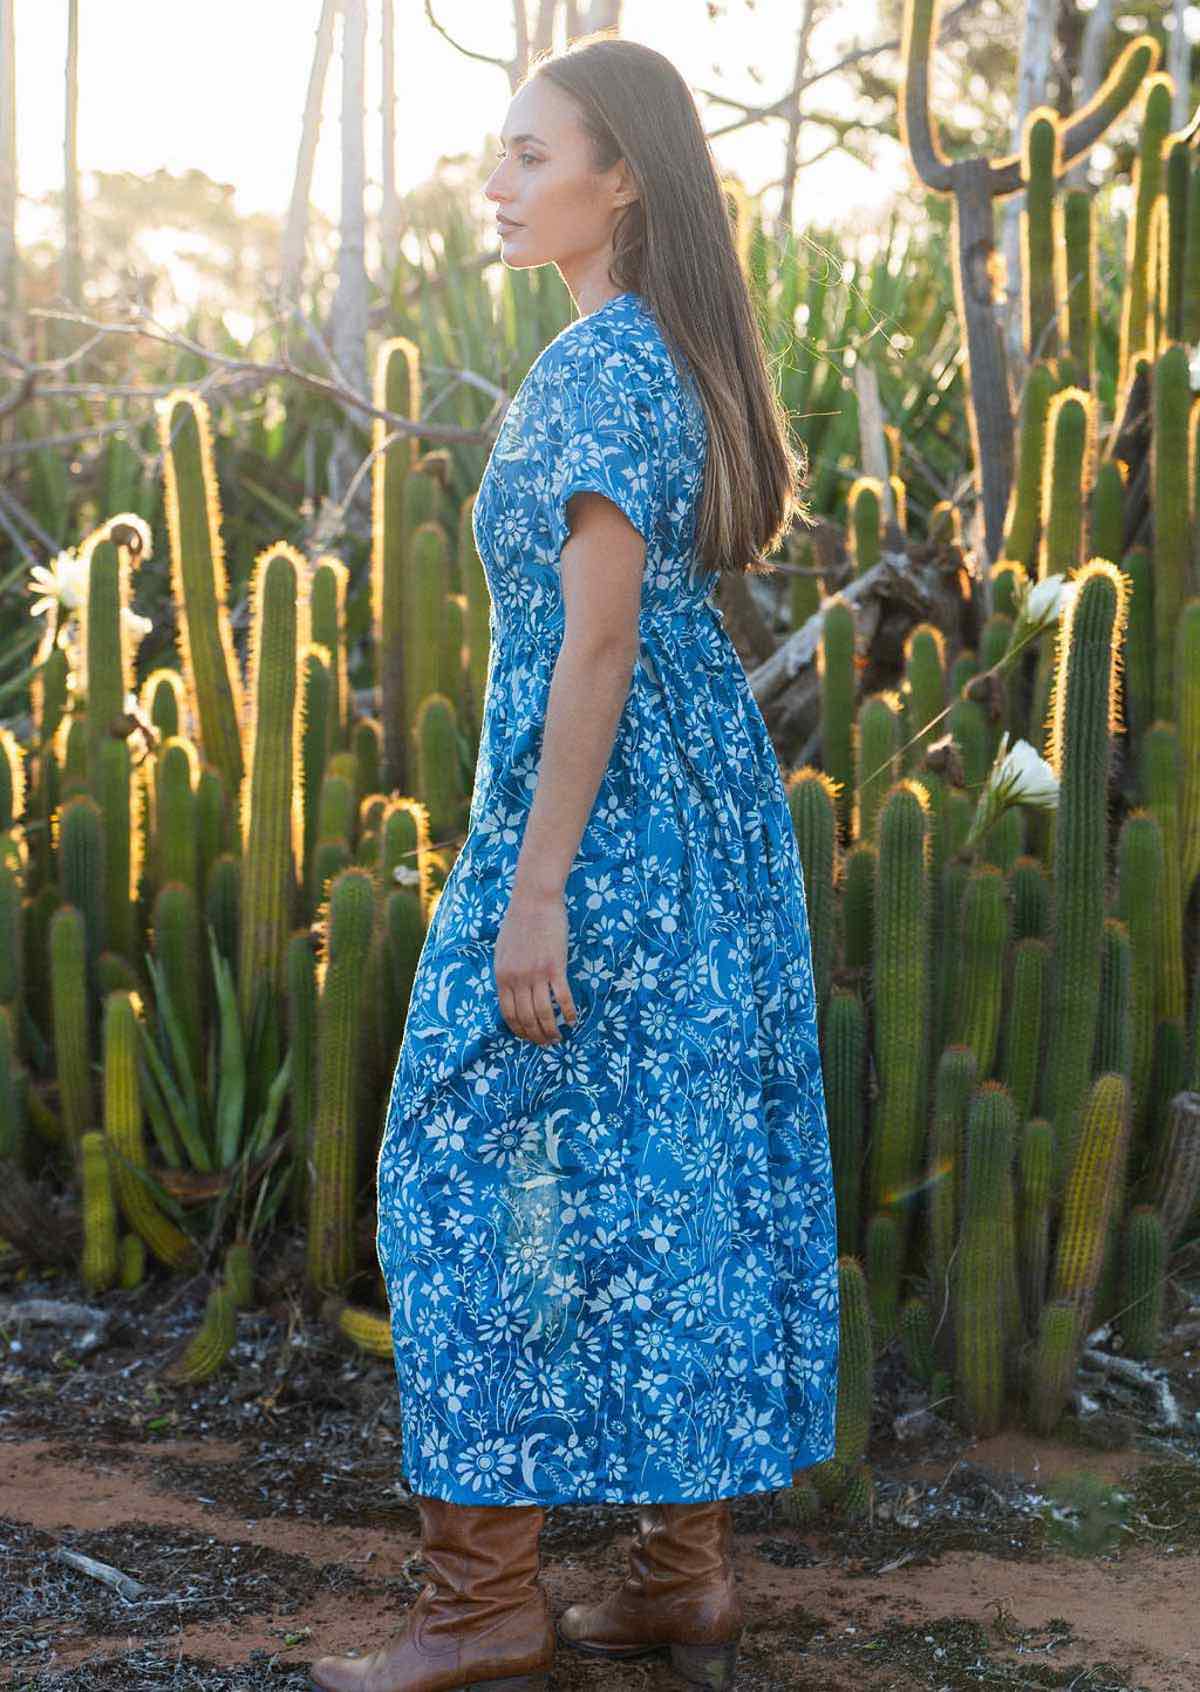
557,1500,743,1690
309,1496,554,1692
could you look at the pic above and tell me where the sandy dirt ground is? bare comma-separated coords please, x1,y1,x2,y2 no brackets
4,1238,1200,1691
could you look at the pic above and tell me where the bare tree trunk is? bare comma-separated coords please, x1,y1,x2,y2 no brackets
380,0,400,280
329,0,370,517
1065,0,1115,190
775,0,818,249
1167,0,1191,130
281,0,339,301
62,0,81,312
0,0,17,348
1000,0,1055,389
574,0,622,35
531,0,560,58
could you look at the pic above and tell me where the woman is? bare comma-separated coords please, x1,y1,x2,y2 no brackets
310,31,839,1692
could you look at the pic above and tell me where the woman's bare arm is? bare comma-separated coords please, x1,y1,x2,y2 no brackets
510,490,644,900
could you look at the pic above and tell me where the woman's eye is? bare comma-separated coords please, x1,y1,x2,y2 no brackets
494,151,538,166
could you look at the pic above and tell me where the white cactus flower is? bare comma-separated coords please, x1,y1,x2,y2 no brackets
28,549,90,619
964,731,1059,850
1009,572,1076,657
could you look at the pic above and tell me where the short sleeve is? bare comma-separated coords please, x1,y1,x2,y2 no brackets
537,335,659,560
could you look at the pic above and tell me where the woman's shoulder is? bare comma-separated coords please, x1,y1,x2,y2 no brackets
531,293,696,423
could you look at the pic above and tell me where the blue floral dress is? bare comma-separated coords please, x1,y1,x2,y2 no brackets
375,290,839,1505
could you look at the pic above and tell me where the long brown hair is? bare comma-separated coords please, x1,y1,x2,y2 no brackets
529,34,811,579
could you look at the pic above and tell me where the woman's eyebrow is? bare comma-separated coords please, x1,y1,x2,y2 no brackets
499,131,547,146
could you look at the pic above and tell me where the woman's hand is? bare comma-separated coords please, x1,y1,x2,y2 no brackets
494,887,578,1045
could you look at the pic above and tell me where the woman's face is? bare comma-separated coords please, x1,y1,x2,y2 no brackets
483,76,637,288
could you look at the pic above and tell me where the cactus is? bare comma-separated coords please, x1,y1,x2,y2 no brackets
952,863,1009,1079
953,1082,1016,1437
80,1129,119,1294
822,988,866,1252
847,476,883,575
865,1210,900,1345
902,623,947,769
164,1277,237,1382
999,937,1047,1123
239,544,308,1028
925,1044,978,1370
1028,1297,1083,1434
786,768,838,1025
1140,723,1185,1024
839,841,874,977
372,336,421,794
1178,600,1200,902
1094,917,1132,1082
1116,1205,1165,1360
1051,1072,1131,1327
307,867,377,1292
1151,343,1193,720
855,691,902,845
286,928,319,1226
899,1294,934,1383
156,390,245,804
310,555,351,747
820,598,856,842
870,781,931,1252
1017,1117,1054,1335
1002,365,1057,571
333,1299,393,1358
50,905,91,1150
1115,810,1164,1131
1041,562,1126,1193
103,989,196,1269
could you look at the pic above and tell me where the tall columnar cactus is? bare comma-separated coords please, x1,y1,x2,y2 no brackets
301,644,335,884
901,623,946,769
1151,343,1193,722
1120,545,1154,749
1059,189,1096,390
870,779,931,1254
285,929,319,1226
822,987,866,1250
238,544,309,1028
80,1130,119,1294
155,736,200,901
952,864,1009,1079
50,904,91,1150
1116,1204,1165,1359
103,989,196,1268
847,477,883,576
995,933,1042,1116
1022,112,1060,365
1050,1072,1131,1339
785,768,838,1027
413,694,467,850
1141,723,1185,1025
1001,367,1056,572
156,390,245,807
1116,76,1174,397
855,692,902,846
310,555,350,749
372,336,421,795
954,1081,1018,1436
1094,917,1132,1083
1016,1117,1053,1334
78,535,134,808
95,737,138,967
307,867,377,1292
1178,599,1200,902
1040,561,1127,1194
925,1043,978,1370
819,598,856,842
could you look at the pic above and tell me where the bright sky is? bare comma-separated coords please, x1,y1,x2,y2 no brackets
14,0,910,255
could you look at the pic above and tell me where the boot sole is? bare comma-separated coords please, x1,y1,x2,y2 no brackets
557,1621,739,1690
